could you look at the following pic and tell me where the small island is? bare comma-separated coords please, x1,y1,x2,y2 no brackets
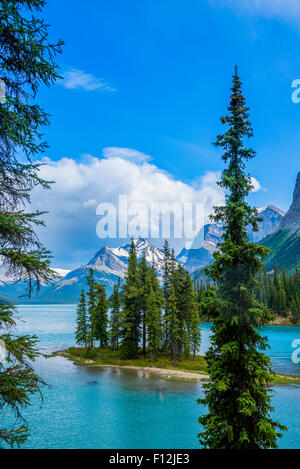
56,347,300,386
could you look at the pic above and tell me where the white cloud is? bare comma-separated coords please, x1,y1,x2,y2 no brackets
61,68,116,92
102,147,152,164
30,150,225,267
83,199,98,208
251,177,261,192
211,0,300,22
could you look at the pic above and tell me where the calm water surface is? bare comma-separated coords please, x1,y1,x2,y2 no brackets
5,305,300,449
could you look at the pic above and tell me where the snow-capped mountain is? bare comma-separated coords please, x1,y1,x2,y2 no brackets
0,239,165,304
0,204,287,303
87,238,165,278
177,205,285,273
0,261,72,304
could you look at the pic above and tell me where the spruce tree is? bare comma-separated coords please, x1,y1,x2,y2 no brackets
110,280,122,350
198,67,285,449
182,320,191,359
190,299,201,359
86,268,97,348
94,284,109,348
0,0,63,447
138,256,150,356
146,287,163,362
162,240,171,356
75,289,88,347
121,238,141,359
168,285,181,366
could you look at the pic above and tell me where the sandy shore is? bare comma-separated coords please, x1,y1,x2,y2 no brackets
87,363,209,381
56,351,208,381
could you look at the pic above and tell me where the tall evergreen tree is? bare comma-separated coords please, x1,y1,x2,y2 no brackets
94,284,109,348
121,238,141,359
0,0,63,447
146,287,163,362
168,285,181,366
198,67,285,449
75,289,88,347
86,268,97,348
138,256,150,356
162,240,171,356
190,299,201,359
110,280,122,350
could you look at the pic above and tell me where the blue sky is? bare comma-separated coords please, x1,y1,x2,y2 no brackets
31,0,300,269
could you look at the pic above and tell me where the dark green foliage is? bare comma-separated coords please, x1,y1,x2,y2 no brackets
0,0,63,447
110,280,122,350
120,238,141,359
162,240,171,355
74,239,200,367
199,265,300,322
257,266,300,320
75,290,87,347
146,287,163,362
190,300,201,359
94,285,109,347
198,67,285,449
168,285,181,366
86,268,97,348
0,305,46,447
138,256,150,356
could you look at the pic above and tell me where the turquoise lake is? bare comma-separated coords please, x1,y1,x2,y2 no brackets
4,305,300,449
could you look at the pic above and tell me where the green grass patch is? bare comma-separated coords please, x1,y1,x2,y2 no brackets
271,374,300,385
57,347,300,385
61,347,208,374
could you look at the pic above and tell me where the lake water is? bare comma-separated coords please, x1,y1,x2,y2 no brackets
3,305,300,449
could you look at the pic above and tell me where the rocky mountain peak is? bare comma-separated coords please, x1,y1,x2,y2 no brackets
277,172,300,232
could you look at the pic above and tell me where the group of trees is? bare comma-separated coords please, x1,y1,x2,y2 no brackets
195,266,300,324
257,267,300,323
75,270,109,349
76,239,201,365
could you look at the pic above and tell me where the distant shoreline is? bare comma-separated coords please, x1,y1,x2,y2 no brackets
15,304,300,327
199,316,300,327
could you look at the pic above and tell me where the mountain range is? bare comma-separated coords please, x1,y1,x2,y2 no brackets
260,172,300,275
177,205,285,273
0,173,299,304
0,239,165,304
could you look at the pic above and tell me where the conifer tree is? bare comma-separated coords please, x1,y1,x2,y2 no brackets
162,240,171,355
182,320,191,358
168,285,181,366
75,289,88,347
110,280,122,350
121,238,141,359
86,268,97,348
0,0,63,447
94,285,109,347
146,287,163,362
278,285,287,317
190,300,201,359
198,67,285,449
138,256,150,356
